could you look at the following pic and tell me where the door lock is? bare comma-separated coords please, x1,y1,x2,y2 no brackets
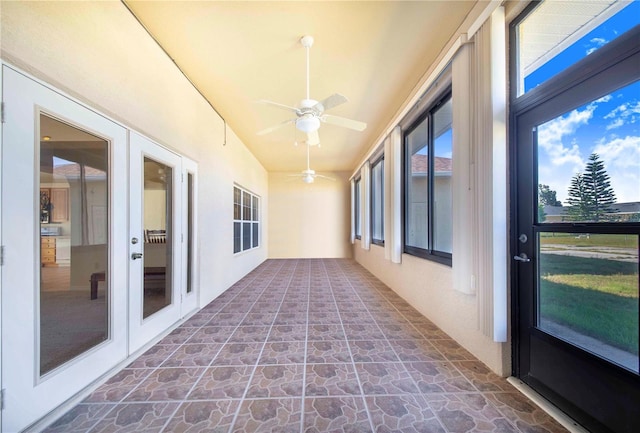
513,253,531,263
131,252,143,260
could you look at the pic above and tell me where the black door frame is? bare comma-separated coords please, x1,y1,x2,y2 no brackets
510,19,640,433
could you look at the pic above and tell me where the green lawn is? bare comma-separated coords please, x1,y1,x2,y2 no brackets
539,233,638,249
539,253,638,355
539,253,637,276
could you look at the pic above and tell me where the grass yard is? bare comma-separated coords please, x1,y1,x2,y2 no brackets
539,253,639,355
540,233,638,249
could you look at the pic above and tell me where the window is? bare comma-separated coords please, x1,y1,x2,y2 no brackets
404,91,452,264
233,186,260,253
514,1,638,97
354,177,361,239
371,157,384,245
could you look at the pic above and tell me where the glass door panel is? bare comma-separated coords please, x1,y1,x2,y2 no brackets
129,132,182,352
538,232,639,372
181,158,198,316
142,157,172,318
39,114,110,375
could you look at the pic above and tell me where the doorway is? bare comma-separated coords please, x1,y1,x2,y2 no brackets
1,66,199,432
511,15,640,433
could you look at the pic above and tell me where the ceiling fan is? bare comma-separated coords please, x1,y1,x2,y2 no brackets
257,35,367,146
289,142,334,184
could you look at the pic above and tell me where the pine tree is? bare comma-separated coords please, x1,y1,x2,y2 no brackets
566,173,592,221
566,153,617,222
583,153,616,221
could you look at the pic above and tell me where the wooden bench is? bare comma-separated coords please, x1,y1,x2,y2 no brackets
90,267,166,299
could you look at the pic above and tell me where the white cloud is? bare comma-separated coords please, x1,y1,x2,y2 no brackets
606,118,625,130
604,100,640,130
586,37,608,55
538,104,596,167
593,135,640,203
537,106,596,204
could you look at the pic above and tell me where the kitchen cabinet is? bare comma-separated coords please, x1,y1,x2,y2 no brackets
41,237,56,266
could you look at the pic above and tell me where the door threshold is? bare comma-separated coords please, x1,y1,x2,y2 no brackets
507,377,589,433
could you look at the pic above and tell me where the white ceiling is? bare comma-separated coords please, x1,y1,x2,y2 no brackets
124,1,477,173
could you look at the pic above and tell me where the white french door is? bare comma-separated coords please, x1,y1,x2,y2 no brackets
128,132,183,352
1,67,200,431
1,66,128,433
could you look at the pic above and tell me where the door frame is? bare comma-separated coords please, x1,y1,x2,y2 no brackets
510,24,640,433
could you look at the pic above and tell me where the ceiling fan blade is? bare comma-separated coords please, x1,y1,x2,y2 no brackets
256,118,295,135
322,114,367,132
256,99,299,113
313,93,348,112
306,130,320,146
315,174,336,181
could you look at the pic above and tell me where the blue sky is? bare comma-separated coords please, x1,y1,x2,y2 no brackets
534,1,639,204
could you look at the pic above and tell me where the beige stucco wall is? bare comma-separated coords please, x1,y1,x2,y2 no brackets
268,171,352,258
354,243,510,376
1,1,269,307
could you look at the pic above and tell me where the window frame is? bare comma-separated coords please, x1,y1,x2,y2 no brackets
370,156,385,246
402,89,453,266
233,185,260,254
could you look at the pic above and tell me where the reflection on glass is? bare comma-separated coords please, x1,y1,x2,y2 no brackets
186,173,194,294
537,80,640,224
433,98,453,253
39,114,109,375
405,118,428,249
252,195,259,248
538,232,639,372
371,159,384,242
233,187,242,253
354,179,361,238
143,158,172,318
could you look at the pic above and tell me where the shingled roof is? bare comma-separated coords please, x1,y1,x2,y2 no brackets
411,154,452,174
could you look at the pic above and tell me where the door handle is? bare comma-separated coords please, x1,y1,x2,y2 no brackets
513,253,531,262
131,252,143,260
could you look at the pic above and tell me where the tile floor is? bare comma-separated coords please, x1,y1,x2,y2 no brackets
44,259,569,433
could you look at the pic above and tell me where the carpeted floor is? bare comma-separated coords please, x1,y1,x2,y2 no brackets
40,268,168,374
43,259,569,433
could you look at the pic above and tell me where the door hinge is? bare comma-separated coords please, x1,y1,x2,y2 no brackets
1,388,5,410
0,245,5,266
1,101,5,123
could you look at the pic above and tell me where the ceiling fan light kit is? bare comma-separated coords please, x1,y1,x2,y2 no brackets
296,115,320,133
